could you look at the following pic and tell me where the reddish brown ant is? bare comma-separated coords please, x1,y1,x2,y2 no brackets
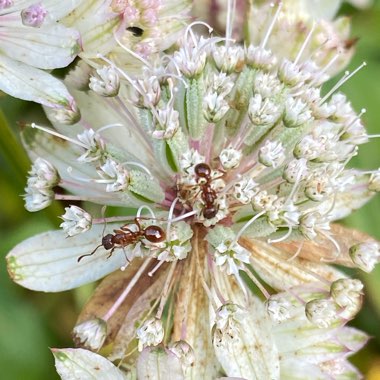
78,218,166,262
194,163,219,219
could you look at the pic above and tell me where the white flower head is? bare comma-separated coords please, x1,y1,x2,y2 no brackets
233,177,259,204
89,66,120,97
60,206,92,237
98,159,130,192
266,297,292,323
219,147,242,170
77,129,107,163
259,140,285,168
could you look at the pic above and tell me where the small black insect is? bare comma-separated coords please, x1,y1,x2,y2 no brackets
126,26,144,37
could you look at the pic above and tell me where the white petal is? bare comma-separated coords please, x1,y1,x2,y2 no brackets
22,126,139,208
212,292,280,380
137,347,184,380
7,224,128,292
0,55,74,108
63,0,124,55
0,24,80,69
52,348,127,380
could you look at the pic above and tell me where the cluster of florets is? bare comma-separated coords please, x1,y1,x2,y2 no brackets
9,2,380,377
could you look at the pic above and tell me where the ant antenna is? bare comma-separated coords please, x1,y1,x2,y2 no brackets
77,243,103,262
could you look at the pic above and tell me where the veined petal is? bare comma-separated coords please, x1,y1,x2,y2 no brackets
21,126,140,208
275,224,378,266
137,347,184,380
6,224,128,292
330,171,374,220
173,230,222,378
0,55,74,108
240,238,346,290
63,0,124,56
75,261,167,358
52,348,128,380
0,24,80,69
0,0,80,16
211,286,280,380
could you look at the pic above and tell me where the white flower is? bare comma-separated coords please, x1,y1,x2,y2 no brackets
60,206,92,237
5,2,379,379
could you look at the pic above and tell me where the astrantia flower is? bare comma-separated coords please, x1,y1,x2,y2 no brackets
6,1,380,379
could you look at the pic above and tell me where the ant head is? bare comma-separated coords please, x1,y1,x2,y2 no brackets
144,225,166,243
194,163,211,178
203,206,218,219
102,234,114,250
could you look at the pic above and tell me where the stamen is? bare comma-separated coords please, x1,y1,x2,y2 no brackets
67,167,111,184
148,257,167,277
261,1,283,49
102,258,152,321
96,123,125,135
122,161,154,178
319,62,367,105
225,0,237,47
169,210,198,223
31,123,87,148
166,197,179,239
308,53,340,87
294,22,316,65
185,21,213,45
267,226,293,244
319,230,341,262
113,33,152,68
136,205,156,219
287,241,304,261
234,210,266,243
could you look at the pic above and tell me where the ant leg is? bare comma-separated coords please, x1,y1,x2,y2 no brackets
77,244,102,262
107,247,115,259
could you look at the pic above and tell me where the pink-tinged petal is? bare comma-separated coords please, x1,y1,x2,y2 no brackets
0,24,80,69
338,327,369,353
21,126,140,208
280,359,329,380
137,347,184,380
330,171,374,221
0,55,75,107
63,1,125,56
52,348,128,380
6,224,129,292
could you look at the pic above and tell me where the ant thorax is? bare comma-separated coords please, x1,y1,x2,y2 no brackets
176,159,227,226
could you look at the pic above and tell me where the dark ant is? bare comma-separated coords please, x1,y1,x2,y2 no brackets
78,218,165,262
126,26,144,37
194,163,219,219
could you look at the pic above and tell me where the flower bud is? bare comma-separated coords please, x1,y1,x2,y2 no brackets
72,318,107,351
305,298,340,328
349,242,380,272
21,3,47,28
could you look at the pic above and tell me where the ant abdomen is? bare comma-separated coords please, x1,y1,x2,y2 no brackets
144,225,165,243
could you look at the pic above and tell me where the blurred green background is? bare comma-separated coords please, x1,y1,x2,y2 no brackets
1,2,380,379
